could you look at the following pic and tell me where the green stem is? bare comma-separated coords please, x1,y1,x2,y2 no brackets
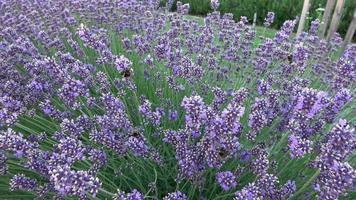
291,170,320,199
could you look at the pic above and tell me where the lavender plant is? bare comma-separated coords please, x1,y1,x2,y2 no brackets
0,0,355,199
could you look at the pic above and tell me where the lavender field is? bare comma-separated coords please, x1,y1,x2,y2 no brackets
0,0,355,199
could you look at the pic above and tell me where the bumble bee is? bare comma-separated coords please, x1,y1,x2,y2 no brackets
287,54,293,64
122,68,133,78
218,148,229,159
130,128,141,138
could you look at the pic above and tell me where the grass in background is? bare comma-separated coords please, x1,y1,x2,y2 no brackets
164,0,356,41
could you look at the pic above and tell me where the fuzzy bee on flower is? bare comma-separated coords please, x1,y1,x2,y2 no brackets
218,147,229,159
129,127,142,138
114,55,134,78
121,67,134,78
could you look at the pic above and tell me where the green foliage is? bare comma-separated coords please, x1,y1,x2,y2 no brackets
164,0,356,41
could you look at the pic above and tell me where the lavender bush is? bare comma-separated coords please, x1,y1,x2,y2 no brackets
0,0,355,199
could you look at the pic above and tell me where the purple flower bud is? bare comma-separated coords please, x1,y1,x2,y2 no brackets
169,110,178,121
264,12,275,27
113,189,144,200
49,165,101,197
115,55,133,73
163,191,187,200
281,180,297,197
181,95,207,137
216,171,237,191
211,0,220,11
288,134,313,158
10,174,37,191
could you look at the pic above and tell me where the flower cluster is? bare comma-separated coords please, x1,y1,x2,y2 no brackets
49,165,101,197
211,0,220,11
216,171,237,191
285,87,332,158
0,0,354,199
235,175,297,199
139,98,164,126
10,174,38,192
311,119,355,199
264,12,275,27
181,95,207,138
115,55,133,73
113,189,144,200
163,191,187,200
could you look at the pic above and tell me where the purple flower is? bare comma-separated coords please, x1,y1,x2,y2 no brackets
239,150,252,162
163,191,187,200
248,98,269,140
320,119,355,163
311,119,355,200
288,134,313,158
309,19,320,36
126,135,149,157
235,183,261,199
181,95,207,137
211,0,220,11
115,55,133,73
231,88,249,105
77,24,106,50
169,110,178,121
60,118,84,138
257,79,271,95
89,129,127,156
49,165,101,197
139,98,163,126
88,148,107,170
163,129,189,146
114,189,144,200
177,2,190,15
292,43,309,73
10,174,37,192
315,161,355,200
281,180,297,197
251,150,269,175
0,128,34,158
127,189,144,200
216,171,237,191
264,12,275,27
212,87,227,110
176,145,204,179
59,77,89,109
255,173,279,197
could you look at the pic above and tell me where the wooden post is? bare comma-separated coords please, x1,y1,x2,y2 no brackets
297,0,311,36
253,13,257,28
326,0,345,41
319,0,336,38
341,9,356,52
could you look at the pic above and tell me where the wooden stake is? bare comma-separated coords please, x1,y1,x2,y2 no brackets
341,9,356,52
326,0,345,41
319,0,336,38
297,0,311,36
253,13,257,28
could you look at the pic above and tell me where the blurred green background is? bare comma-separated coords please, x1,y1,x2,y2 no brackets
162,0,356,41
